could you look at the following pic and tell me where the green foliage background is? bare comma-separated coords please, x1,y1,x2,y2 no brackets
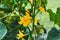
0,0,60,40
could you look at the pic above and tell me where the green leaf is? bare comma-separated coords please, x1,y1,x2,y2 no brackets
47,9,55,22
56,8,60,26
0,22,7,39
47,8,60,27
47,27,60,40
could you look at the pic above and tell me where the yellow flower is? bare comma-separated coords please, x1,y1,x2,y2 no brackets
18,16,24,25
23,17,31,26
29,0,38,2
17,31,24,40
29,0,32,2
18,12,31,27
34,18,38,24
25,12,31,19
26,10,30,13
40,29,44,33
46,11,49,15
39,6,44,12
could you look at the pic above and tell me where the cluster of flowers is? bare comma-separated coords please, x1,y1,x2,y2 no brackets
17,10,37,40
17,2,48,40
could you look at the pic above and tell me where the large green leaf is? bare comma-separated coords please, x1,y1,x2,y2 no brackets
56,8,60,26
47,8,60,27
47,27,60,40
0,22,7,40
47,9,56,22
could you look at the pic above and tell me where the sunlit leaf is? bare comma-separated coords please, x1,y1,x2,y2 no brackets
0,22,7,39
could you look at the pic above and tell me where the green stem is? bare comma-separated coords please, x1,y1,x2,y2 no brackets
26,27,33,40
32,0,36,40
0,13,11,20
1,0,2,4
20,0,22,9
32,0,36,31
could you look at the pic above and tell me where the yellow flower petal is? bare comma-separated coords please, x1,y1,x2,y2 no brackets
39,6,44,12
26,15,31,19
46,11,49,15
29,0,32,2
18,11,31,27
20,16,24,20
40,29,44,33
26,10,30,13
23,23,28,27
29,0,38,2
18,21,23,25
34,18,38,23
26,12,31,19
17,31,24,39
23,19,31,27
18,16,24,25
26,12,30,15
